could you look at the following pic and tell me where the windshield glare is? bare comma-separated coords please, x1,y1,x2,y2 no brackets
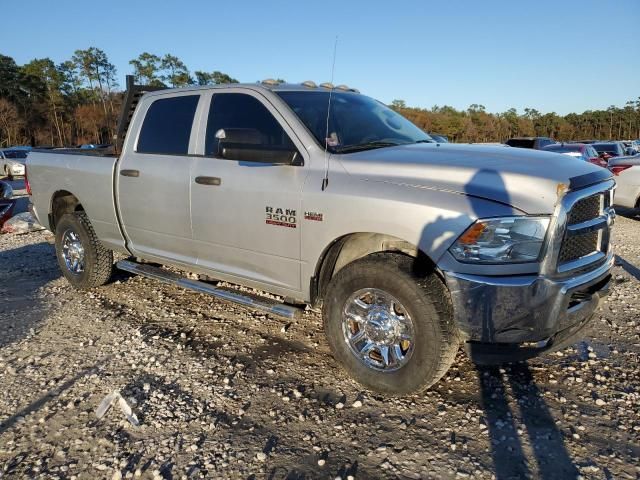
277,91,432,152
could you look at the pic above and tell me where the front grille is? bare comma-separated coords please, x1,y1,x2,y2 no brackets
558,231,599,263
567,195,601,225
557,189,611,270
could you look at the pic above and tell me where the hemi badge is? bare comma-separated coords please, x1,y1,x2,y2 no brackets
304,212,323,222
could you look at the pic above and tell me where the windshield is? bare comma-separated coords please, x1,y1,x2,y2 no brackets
544,145,581,153
3,150,28,159
593,143,619,155
276,91,433,153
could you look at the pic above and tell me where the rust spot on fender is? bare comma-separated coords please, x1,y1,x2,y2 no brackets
556,183,569,200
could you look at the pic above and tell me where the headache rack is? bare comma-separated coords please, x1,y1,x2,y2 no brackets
114,75,165,154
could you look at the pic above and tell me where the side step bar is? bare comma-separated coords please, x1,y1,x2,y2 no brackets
116,260,302,320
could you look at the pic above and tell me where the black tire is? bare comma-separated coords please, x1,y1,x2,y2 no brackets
5,168,13,181
55,212,114,289
323,253,459,395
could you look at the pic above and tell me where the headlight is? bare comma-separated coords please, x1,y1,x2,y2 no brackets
449,216,550,264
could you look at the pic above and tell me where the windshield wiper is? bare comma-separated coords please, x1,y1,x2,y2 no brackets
335,141,401,154
413,139,434,144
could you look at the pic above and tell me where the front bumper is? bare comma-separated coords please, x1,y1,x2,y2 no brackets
444,253,613,364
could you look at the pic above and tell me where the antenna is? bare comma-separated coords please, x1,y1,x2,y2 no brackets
322,36,338,191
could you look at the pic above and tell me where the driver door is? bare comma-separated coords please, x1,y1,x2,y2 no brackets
190,90,308,293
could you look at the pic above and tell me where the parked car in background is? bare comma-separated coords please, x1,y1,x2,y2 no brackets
592,142,627,162
569,140,598,144
542,143,607,167
0,180,15,228
1,149,29,180
505,137,556,149
621,141,639,156
609,154,640,210
427,133,449,143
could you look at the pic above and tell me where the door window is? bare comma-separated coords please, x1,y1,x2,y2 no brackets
205,93,295,157
137,95,200,154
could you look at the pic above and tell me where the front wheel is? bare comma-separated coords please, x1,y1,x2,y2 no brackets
323,253,459,395
55,212,114,289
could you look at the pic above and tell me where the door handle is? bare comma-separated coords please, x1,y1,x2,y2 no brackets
120,169,140,177
195,176,221,186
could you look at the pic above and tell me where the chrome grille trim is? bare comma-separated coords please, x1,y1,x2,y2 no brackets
539,179,615,279
557,251,606,274
565,216,608,236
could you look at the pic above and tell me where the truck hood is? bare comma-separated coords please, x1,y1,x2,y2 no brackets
340,143,612,214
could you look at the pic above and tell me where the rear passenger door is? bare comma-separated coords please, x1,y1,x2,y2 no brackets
190,90,308,294
117,92,202,264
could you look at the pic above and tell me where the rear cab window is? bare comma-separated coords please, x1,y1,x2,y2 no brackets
137,95,200,154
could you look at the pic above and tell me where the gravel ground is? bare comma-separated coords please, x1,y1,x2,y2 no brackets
0,194,638,479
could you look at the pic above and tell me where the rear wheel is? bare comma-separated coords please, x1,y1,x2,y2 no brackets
55,212,114,289
323,253,459,395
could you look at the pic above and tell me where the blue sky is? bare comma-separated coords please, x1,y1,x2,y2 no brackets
2,0,638,115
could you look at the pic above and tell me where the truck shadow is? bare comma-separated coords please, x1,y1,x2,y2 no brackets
615,255,640,282
477,363,578,479
416,168,578,478
0,359,108,437
0,240,59,349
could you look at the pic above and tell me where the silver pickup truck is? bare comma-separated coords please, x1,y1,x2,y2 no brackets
27,79,615,394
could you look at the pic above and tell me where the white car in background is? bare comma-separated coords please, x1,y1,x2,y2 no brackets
609,155,640,210
1,148,29,180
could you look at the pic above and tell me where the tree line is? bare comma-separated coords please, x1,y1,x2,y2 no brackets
0,47,638,147
0,48,238,147
391,100,640,143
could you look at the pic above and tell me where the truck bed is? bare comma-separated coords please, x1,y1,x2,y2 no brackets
27,150,126,251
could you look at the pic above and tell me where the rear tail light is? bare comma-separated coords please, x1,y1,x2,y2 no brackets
25,164,32,195
610,165,632,176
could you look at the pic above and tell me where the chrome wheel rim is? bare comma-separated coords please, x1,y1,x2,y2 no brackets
61,229,85,274
342,288,415,372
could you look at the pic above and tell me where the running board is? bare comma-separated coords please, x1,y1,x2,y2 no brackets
116,260,301,320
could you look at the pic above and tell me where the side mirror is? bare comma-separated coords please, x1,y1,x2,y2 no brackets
215,128,301,165
625,147,637,156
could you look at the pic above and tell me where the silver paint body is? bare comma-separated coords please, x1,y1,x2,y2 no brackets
609,155,640,209
27,84,614,345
